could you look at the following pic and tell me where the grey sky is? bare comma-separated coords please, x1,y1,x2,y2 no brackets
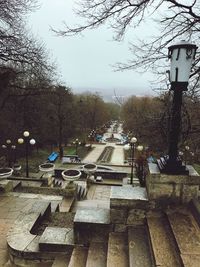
28,0,159,98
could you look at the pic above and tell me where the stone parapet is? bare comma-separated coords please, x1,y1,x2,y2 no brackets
146,163,200,204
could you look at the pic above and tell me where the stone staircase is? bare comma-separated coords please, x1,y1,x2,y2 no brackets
166,207,200,267
6,185,200,267
50,204,200,267
51,227,153,267
147,212,183,267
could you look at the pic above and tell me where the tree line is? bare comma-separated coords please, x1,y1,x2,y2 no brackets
121,93,200,163
0,1,120,158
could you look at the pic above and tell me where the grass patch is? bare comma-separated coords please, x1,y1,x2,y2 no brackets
64,146,93,160
16,145,93,174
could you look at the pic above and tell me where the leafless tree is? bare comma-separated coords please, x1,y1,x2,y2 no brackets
0,0,58,109
55,0,200,93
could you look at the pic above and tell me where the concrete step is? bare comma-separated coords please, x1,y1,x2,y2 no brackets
86,242,107,267
12,180,22,190
77,185,87,200
107,232,129,267
21,181,43,187
189,199,200,227
128,226,153,267
51,201,60,212
167,207,200,267
59,197,75,212
52,254,71,267
68,246,88,267
147,212,182,267
39,227,74,252
74,208,111,245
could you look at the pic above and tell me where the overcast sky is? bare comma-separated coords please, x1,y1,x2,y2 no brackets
28,0,159,99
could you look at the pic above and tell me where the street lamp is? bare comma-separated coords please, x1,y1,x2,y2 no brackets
1,140,16,167
158,40,198,174
73,138,81,155
124,137,137,185
136,145,145,186
18,131,36,178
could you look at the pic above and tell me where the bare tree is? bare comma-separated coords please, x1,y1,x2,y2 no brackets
0,0,58,109
55,0,200,90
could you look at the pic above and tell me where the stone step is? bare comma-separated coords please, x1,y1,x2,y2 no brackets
68,246,88,267
189,199,200,227
52,254,71,267
59,197,75,212
86,242,107,267
12,180,22,190
21,181,43,187
77,185,87,200
167,208,200,267
128,226,153,267
74,208,111,245
106,232,129,267
147,212,182,267
51,201,60,212
39,227,74,252
0,180,13,192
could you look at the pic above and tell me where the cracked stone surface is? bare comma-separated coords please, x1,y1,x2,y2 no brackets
74,208,110,224
111,186,148,201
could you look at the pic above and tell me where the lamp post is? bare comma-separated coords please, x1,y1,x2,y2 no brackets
158,41,198,174
73,138,81,155
124,137,137,185
136,145,144,186
18,131,36,178
184,145,190,166
2,140,16,167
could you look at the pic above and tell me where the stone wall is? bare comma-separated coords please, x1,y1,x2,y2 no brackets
146,163,200,204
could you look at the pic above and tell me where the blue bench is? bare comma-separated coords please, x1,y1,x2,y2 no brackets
48,152,58,162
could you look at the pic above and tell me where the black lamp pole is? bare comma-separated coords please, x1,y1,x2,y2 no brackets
166,84,187,173
25,138,29,178
130,143,135,185
157,41,197,174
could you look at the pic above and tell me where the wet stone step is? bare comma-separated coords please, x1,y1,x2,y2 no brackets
68,246,88,267
107,232,129,267
86,242,107,267
74,208,111,245
147,213,182,267
59,197,75,212
167,208,200,267
52,254,71,267
39,227,74,252
128,226,153,267
74,208,110,225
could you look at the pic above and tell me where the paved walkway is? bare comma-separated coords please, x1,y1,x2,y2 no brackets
110,145,124,165
0,192,63,266
83,144,106,163
83,123,125,165
83,143,125,165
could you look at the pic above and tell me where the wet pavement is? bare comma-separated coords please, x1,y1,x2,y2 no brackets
0,193,62,266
